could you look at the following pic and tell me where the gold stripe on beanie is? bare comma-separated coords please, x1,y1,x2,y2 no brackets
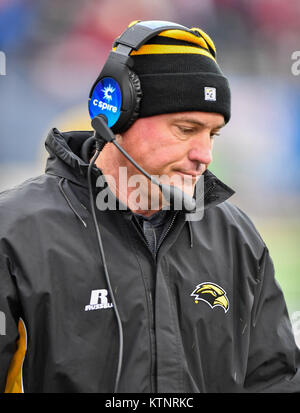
113,44,216,62
130,44,216,62
158,29,211,52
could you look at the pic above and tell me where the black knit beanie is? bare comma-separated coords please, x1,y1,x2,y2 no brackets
129,25,231,124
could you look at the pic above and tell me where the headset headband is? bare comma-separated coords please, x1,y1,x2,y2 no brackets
113,20,191,53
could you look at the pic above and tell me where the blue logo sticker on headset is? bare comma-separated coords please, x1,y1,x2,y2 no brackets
89,77,122,128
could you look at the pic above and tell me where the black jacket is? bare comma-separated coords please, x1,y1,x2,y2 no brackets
0,128,300,393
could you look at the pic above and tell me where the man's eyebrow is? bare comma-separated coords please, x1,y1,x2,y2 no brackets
174,117,225,129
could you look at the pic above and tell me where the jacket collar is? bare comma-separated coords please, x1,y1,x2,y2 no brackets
45,128,235,211
45,128,100,187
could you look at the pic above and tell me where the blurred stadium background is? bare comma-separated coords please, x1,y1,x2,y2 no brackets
0,0,299,346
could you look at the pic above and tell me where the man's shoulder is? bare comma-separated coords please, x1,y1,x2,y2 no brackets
0,173,58,204
0,174,61,227
215,200,260,227
203,200,266,251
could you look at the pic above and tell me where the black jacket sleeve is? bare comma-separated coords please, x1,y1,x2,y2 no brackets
0,251,21,392
245,247,300,392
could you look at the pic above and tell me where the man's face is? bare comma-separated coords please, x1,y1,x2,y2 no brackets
119,111,225,194
105,112,224,210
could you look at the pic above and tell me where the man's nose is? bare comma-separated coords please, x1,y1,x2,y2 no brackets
187,135,213,166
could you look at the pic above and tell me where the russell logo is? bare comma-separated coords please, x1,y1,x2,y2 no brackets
89,77,122,128
85,289,113,311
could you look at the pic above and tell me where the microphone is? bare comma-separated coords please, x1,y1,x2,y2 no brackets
91,115,196,213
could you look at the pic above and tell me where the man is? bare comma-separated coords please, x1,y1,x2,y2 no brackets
0,20,300,393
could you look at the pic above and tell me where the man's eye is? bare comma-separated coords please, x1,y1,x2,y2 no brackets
178,126,194,134
210,132,220,139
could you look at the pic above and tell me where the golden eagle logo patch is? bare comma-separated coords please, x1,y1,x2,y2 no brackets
191,282,229,313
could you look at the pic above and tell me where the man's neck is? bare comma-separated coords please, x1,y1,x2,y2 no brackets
94,143,164,217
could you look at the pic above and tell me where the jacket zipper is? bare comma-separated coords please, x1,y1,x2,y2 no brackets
153,181,215,255
129,220,157,392
155,212,177,256
129,212,178,392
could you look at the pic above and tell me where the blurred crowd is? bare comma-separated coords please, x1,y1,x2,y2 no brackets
1,0,300,77
0,0,300,217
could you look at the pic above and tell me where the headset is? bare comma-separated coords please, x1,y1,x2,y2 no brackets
88,20,196,133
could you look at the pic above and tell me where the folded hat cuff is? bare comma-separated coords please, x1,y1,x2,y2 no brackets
138,72,231,124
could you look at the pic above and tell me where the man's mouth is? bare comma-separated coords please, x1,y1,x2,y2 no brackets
174,170,203,178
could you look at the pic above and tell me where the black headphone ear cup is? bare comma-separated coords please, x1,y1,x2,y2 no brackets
120,69,142,132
